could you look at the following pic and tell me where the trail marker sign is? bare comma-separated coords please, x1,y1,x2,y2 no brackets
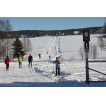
85,41,89,49
83,30,90,84
83,30,90,41
84,42,89,53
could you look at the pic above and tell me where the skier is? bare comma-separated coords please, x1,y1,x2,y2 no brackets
28,54,33,68
53,57,61,76
18,55,22,68
49,55,51,58
38,54,41,59
5,56,11,71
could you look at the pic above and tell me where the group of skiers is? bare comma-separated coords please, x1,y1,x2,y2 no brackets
4,54,61,76
4,54,33,71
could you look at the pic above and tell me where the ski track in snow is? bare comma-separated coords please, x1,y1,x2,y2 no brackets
0,35,106,87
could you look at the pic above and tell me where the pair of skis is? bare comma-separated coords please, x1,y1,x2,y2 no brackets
52,74,61,77
6,69,9,71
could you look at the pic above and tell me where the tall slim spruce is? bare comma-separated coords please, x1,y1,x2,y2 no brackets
12,37,26,58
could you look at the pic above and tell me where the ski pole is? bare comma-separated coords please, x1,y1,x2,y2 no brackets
53,63,54,72
53,61,55,74
4,61,6,71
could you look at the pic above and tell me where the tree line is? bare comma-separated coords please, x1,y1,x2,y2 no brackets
0,19,32,62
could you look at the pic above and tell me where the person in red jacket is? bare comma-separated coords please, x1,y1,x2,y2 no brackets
5,56,11,71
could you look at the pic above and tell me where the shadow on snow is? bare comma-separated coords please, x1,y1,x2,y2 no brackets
0,80,87,87
0,80,106,87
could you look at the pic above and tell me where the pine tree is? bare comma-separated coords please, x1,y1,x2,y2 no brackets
12,37,26,58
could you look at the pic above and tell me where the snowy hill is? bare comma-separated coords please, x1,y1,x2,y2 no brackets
0,34,106,87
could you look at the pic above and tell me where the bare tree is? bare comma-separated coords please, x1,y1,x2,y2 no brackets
69,56,75,62
97,36,105,51
0,19,12,57
69,57,72,62
60,56,64,62
92,44,98,59
0,19,6,61
89,42,93,59
79,45,85,60
103,23,106,34
103,18,106,34
0,18,14,62
23,36,27,52
0,39,6,61
22,37,32,54
72,56,74,61
26,37,32,53
5,19,12,56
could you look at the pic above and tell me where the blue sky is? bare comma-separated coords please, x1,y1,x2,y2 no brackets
0,17,105,31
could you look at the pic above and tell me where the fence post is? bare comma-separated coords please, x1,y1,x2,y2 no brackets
86,53,89,84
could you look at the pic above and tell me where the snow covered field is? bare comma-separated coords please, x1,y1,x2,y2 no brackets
0,34,106,87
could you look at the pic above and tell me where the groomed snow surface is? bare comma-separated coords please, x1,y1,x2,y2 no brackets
0,34,106,87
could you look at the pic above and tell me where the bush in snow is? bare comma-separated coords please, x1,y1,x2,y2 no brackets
60,56,64,62
79,45,85,60
69,56,75,62
97,35,105,51
92,44,98,59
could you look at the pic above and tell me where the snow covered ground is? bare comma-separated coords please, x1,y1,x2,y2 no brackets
0,34,106,87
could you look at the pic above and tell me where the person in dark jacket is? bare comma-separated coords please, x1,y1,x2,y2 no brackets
38,54,41,59
53,57,61,76
28,54,33,68
5,56,11,71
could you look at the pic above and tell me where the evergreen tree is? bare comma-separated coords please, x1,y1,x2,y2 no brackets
12,37,26,58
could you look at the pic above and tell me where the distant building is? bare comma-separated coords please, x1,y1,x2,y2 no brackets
74,31,80,35
21,35,26,38
56,32,64,36
60,32,64,36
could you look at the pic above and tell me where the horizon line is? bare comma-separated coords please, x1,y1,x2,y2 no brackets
13,26,102,31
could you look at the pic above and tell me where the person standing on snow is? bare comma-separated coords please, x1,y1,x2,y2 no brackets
53,57,61,76
18,55,22,68
28,54,33,68
5,56,11,71
38,54,41,59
